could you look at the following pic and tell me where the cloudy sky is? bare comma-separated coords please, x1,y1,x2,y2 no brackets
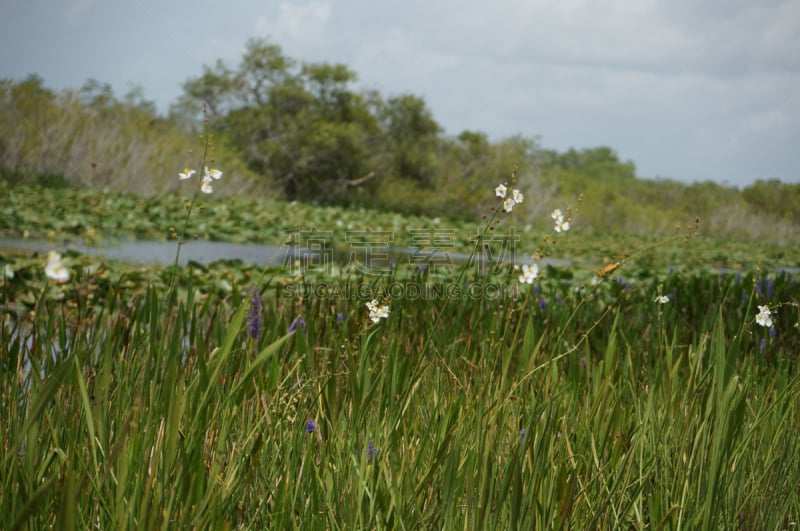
2,0,798,186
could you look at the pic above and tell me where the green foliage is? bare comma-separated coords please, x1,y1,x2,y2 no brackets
743,179,800,223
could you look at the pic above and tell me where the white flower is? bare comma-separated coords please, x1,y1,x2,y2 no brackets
3,264,14,280
519,263,539,284
655,295,670,304
44,251,70,282
366,299,390,323
181,167,222,193
512,189,523,204
495,184,507,198
551,208,571,231
503,198,516,212
755,305,774,328
178,168,196,180
204,166,223,180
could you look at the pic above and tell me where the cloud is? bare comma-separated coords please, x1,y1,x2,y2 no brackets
255,1,332,50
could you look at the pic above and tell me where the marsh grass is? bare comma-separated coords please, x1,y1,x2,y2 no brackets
1,261,798,529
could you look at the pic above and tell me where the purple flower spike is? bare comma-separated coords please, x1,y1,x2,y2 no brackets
306,419,317,433
367,441,377,460
247,287,263,339
289,317,306,333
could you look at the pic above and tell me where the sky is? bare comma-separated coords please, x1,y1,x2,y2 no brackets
1,0,799,187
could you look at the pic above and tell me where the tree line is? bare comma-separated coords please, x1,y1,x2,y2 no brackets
1,37,798,243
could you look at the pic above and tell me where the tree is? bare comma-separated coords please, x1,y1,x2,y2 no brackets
379,94,441,187
174,38,381,202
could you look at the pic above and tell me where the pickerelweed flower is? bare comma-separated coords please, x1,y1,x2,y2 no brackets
755,305,774,328
366,300,390,323
44,251,70,282
288,317,306,333
366,441,377,460
519,429,527,443
247,287,263,339
305,419,317,433
519,263,539,284
655,295,670,304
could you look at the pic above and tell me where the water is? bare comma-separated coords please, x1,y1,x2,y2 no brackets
7,237,798,274
0,237,571,268
0,238,304,267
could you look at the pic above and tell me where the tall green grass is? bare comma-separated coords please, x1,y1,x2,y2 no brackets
1,266,798,529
